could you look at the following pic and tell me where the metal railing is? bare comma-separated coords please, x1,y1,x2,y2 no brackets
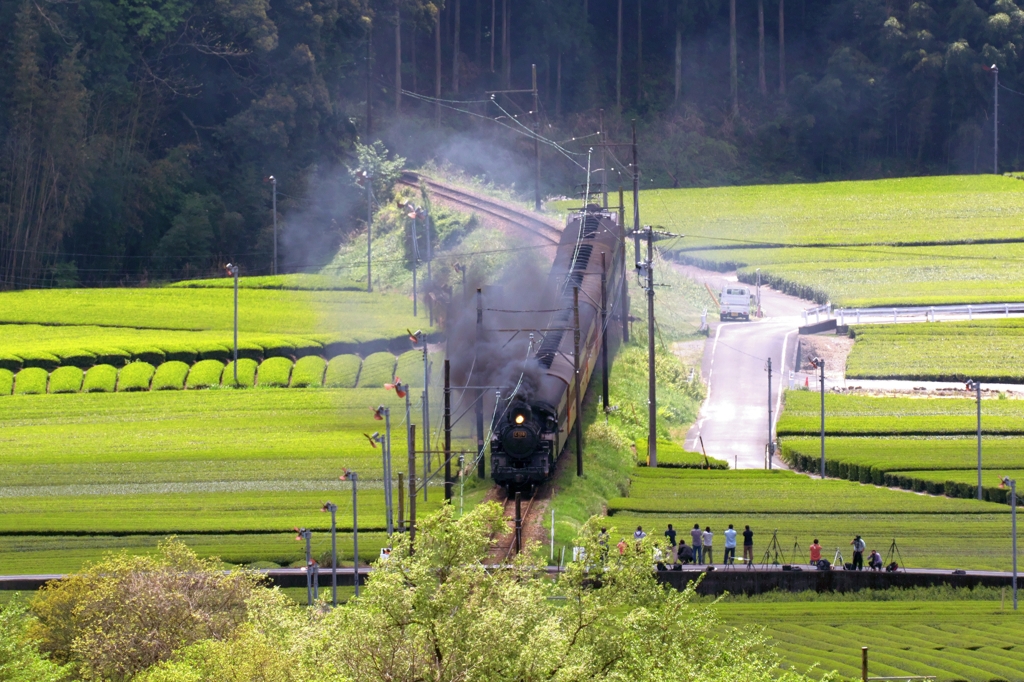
801,303,832,325
836,302,1024,325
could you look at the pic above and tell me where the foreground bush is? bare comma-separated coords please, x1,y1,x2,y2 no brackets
137,505,824,682
0,601,67,681
30,540,264,681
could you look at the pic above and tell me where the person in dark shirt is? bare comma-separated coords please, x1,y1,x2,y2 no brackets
742,525,754,565
677,541,694,564
664,524,677,562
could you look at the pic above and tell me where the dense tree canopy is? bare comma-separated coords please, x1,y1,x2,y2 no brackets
2,0,1022,287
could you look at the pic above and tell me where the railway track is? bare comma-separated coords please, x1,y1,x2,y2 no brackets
489,490,539,564
399,172,563,245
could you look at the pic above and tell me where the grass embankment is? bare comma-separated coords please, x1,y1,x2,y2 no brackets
846,320,1024,383
0,389,461,573
557,175,1024,307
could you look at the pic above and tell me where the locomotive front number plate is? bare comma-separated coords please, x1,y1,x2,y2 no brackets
512,430,528,438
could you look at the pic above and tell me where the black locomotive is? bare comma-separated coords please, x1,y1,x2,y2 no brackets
490,205,625,493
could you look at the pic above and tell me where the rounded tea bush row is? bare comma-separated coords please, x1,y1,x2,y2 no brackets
0,351,428,395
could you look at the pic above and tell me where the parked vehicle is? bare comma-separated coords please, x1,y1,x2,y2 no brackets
719,286,752,321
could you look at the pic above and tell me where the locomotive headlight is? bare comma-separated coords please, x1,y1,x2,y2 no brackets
515,414,525,425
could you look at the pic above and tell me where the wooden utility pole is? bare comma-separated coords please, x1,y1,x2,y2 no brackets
533,64,541,211
365,0,373,135
779,0,786,94
490,0,495,71
452,0,461,93
674,25,682,103
644,224,656,468
573,286,583,476
476,289,485,478
395,6,402,113
444,360,452,500
502,0,510,87
616,0,622,108
435,10,442,126
758,0,767,95
729,0,738,116
636,0,642,105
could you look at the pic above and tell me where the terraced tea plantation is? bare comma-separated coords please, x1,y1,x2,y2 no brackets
588,174,1024,307
846,319,1024,383
718,599,1024,682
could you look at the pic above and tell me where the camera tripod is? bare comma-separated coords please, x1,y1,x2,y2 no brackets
832,548,845,569
760,529,787,568
883,537,905,572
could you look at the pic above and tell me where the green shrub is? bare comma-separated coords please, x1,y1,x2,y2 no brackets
0,368,13,395
357,352,396,388
257,357,293,387
49,366,84,393
151,361,190,390
92,348,131,367
234,341,264,361
324,355,362,388
54,348,97,369
18,350,60,372
14,367,48,394
262,338,297,359
196,342,231,362
82,364,118,392
293,338,324,358
162,345,199,364
132,347,166,366
0,353,22,373
221,359,258,388
186,359,225,389
290,356,326,387
118,362,156,391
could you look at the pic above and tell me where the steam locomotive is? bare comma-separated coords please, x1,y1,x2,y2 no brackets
490,205,625,493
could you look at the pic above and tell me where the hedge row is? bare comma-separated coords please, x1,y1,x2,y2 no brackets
635,439,729,469
0,333,427,373
0,352,413,394
781,447,1015,504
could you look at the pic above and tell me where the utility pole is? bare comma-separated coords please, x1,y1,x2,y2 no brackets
365,172,373,292
1003,476,1018,610
766,357,773,469
968,380,983,500
811,357,825,478
340,471,360,597
270,176,278,275
476,289,485,478
599,109,607,209
644,225,656,467
616,0,622,108
365,0,373,135
408,425,416,547
225,263,239,385
410,210,418,316
620,181,628,343
321,502,338,607
533,64,541,211
444,359,452,500
573,286,583,476
600,252,609,412
993,64,1000,174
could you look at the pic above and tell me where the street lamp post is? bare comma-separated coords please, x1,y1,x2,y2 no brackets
372,407,394,535
225,264,239,385
296,528,315,605
1001,476,1017,610
810,357,825,478
410,330,431,499
967,379,983,500
321,502,338,607
340,470,360,597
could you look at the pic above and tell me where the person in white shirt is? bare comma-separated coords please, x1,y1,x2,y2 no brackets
701,527,714,564
723,524,738,565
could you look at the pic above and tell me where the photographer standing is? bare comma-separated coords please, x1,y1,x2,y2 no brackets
850,535,866,570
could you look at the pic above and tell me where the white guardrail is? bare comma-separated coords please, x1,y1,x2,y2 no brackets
801,303,832,325
834,302,1024,325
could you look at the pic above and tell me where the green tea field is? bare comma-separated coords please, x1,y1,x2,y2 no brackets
718,599,1024,682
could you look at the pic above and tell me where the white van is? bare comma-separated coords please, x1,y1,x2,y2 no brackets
719,286,752,321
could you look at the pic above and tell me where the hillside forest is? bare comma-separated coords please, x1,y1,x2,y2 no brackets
2,0,1023,288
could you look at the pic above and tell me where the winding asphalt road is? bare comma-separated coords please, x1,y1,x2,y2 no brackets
680,266,809,470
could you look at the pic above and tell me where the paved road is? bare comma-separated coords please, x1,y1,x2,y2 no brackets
679,266,809,470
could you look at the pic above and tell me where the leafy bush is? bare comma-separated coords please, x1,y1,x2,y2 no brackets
256,357,293,387
49,366,84,394
357,352,397,388
18,350,60,371
196,342,231,362
324,354,362,388
636,439,728,469
0,368,13,395
118,362,156,392
82,364,118,393
261,337,297,359
233,340,264,361
186,359,226,389
92,347,131,367
292,338,324,358
0,353,22,372
221,359,258,388
161,345,199,364
54,348,96,369
132,347,166,366
290,356,326,387
13,367,48,394
151,361,190,390
0,601,68,681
